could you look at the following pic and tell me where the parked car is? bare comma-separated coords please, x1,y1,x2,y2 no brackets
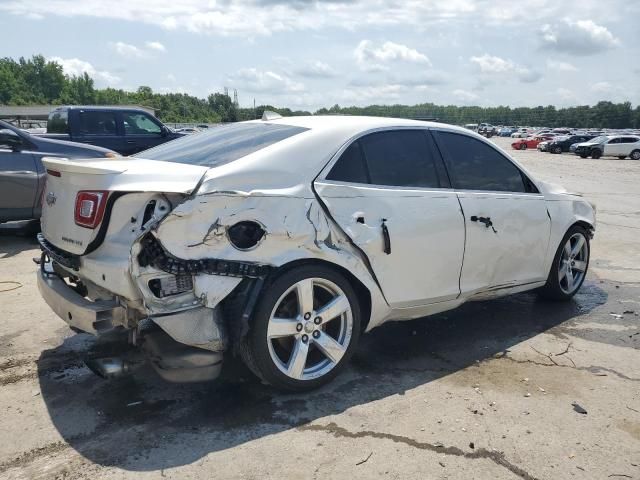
39,106,185,156
175,127,201,135
575,135,640,159
547,134,596,154
0,119,117,224
498,127,515,137
511,134,553,150
511,128,530,138
37,115,595,391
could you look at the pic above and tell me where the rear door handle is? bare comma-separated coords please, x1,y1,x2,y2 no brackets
381,218,391,254
126,140,136,144
470,216,497,233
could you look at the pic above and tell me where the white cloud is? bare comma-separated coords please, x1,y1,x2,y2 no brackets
111,41,146,58
228,68,304,94
110,41,166,58
540,19,620,55
355,40,431,71
546,60,578,72
295,61,337,78
145,41,166,52
452,89,479,103
48,57,120,85
470,54,541,83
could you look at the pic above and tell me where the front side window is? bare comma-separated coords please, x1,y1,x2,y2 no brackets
437,132,526,193
135,122,309,167
78,111,117,136
123,112,162,135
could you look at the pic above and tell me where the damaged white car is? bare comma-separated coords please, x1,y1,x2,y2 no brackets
37,114,595,391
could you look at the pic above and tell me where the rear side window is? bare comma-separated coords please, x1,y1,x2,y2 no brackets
47,110,68,134
326,141,368,183
136,123,309,167
78,111,117,136
360,130,440,188
328,130,441,188
437,132,526,193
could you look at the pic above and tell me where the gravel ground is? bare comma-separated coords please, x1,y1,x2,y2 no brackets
0,136,638,480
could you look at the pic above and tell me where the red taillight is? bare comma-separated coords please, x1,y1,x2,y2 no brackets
74,191,109,229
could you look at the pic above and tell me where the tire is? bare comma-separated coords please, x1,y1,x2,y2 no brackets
618,156,626,160
538,225,590,301
239,265,361,391
553,146,562,154
579,153,588,158
630,150,640,160
591,149,602,159
520,143,527,150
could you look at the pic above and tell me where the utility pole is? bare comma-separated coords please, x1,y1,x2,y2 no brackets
254,98,256,119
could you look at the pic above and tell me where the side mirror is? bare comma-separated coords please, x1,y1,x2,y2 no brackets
161,126,169,137
0,129,22,150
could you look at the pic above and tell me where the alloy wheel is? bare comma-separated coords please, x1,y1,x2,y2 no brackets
558,232,589,295
266,277,353,381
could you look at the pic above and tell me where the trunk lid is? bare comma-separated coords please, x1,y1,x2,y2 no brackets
40,157,208,255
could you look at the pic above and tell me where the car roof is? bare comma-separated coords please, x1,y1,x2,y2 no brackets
248,115,470,135
51,105,149,112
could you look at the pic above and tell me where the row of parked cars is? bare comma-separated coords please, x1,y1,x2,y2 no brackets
507,128,640,160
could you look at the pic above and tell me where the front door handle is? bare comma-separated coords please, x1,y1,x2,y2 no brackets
126,140,136,144
470,216,497,233
381,218,391,254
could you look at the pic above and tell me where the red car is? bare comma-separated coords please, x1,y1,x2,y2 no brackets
511,134,554,150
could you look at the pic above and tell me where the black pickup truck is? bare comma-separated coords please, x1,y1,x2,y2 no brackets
39,106,184,155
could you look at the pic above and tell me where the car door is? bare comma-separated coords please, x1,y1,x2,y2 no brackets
121,111,166,155
433,130,551,297
603,138,622,156
0,136,39,222
75,109,123,152
314,128,465,308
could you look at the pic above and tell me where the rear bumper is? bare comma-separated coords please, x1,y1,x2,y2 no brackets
37,268,126,335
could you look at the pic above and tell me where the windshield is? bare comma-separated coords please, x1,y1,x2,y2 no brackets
589,136,608,143
135,122,309,167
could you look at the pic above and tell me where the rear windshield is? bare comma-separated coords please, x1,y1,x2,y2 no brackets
134,122,309,167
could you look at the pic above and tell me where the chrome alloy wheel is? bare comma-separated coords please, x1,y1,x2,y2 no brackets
558,232,589,294
266,277,353,381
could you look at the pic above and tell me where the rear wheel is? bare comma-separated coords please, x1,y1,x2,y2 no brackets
630,150,640,160
618,156,627,159
539,226,590,301
591,149,602,159
240,265,361,391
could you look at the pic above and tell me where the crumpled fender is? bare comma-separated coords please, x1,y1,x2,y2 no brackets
152,187,390,331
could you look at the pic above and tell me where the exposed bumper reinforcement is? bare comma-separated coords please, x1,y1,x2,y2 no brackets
37,268,126,335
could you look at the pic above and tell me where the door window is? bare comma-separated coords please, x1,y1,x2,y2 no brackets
437,132,527,193
123,113,162,135
327,130,442,188
78,111,117,135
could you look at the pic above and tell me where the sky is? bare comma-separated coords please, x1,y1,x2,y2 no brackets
1,0,639,111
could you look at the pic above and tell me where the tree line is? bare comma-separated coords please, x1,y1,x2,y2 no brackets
1,55,639,128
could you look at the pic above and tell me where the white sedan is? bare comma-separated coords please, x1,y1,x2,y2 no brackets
37,114,595,391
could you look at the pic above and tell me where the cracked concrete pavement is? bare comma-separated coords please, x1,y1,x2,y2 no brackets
0,137,638,479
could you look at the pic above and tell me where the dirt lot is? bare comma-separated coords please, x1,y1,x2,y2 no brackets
0,137,639,480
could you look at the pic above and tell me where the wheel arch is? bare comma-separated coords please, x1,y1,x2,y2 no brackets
266,258,373,332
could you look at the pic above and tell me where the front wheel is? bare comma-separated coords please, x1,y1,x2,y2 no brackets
539,226,590,301
240,265,361,391
520,143,527,150
553,146,562,154
591,149,602,159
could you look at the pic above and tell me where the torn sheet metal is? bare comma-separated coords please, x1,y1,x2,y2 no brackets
152,306,227,352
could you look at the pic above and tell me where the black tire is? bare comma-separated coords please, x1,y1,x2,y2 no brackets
579,153,588,158
618,156,626,160
538,225,590,301
553,146,562,154
239,265,361,391
591,149,602,159
520,143,527,150
630,150,640,160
